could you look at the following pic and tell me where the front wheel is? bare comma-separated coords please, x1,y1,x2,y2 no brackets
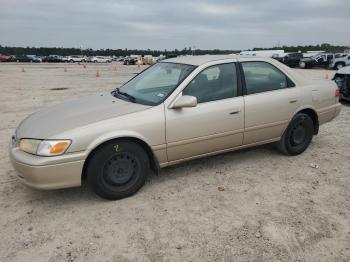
276,113,314,156
87,141,149,200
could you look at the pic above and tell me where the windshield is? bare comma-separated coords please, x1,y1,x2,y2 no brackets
115,62,196,105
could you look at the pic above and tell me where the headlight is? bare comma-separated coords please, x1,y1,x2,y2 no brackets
19,139,71,156
19,139,41,155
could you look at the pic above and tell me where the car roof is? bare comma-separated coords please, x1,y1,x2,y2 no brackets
162,55,274,66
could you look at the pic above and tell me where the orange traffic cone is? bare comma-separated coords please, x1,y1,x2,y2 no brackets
21,67,25,72
96,69,100,77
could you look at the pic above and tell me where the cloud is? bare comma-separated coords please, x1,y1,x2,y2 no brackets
0,0,349,50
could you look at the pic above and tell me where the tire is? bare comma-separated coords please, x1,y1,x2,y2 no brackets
277,113,314,156
335,63,345,70
86,141,150,200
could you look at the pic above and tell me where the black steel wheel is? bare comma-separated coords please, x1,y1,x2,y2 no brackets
87,141,149,200
102,152,138,186
277,113,314,155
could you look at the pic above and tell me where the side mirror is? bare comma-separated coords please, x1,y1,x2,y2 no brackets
172,95,197,109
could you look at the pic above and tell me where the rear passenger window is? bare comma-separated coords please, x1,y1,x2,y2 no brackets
183,63,237,103
242,62,291,95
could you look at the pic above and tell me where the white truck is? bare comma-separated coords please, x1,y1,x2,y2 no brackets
239,50,285,57
65,55,87,63
89,56,112,63
329,54,350,70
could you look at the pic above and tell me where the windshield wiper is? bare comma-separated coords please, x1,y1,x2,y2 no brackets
113,88,136,103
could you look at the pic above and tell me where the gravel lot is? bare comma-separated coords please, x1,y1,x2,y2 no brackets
0,62,349,262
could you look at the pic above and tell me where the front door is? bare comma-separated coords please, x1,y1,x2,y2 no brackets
165,63,244,161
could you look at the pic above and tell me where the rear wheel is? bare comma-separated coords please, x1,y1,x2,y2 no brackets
335,62,345,70
87,141,149,200
277,113,314,155
299,61,306,68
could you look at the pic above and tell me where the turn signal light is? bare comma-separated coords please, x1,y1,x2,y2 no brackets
49,141,70,154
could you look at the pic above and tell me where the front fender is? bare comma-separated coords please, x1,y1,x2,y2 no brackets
85,130,151,154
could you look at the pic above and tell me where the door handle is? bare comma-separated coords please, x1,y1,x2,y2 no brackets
229,109,241,115
289,99,297,103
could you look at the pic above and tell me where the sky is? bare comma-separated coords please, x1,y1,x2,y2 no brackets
0,0,349,50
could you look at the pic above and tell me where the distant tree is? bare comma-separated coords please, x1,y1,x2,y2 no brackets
0,43,348,58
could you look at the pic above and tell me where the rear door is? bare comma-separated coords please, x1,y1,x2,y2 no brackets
165,62,244,161
240,61,300,145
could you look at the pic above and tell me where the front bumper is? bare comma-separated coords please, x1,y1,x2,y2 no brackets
10,147,85,190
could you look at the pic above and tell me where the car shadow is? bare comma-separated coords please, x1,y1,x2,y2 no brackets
18,143,282,203
148,143,281,183
340,100,350,107
19,182,104,204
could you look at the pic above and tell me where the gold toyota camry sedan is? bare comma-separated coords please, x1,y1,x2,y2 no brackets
10,55,341,199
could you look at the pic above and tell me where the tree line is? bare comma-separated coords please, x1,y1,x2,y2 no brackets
0,43,348,57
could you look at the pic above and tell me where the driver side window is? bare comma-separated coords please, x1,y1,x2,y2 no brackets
182,63,237,103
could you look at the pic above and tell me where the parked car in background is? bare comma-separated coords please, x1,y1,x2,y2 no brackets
142,55,156,65
240,50,285,57
66,55,87,63
302,51,325,58
44,55,64,63
329,54,350,70
0,54,11,62
111,56,125,62
273,52,303,67
8,55,31,62
7,54,41,62
26,55,42,62
89,56,112,63
123,57,138,65
333,66,350,101
10,55,341,200
117,56,126,62
299,53,335,68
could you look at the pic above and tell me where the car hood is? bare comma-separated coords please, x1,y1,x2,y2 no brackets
16,92,150,139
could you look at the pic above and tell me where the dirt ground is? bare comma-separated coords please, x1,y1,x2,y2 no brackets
0,62,349,262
